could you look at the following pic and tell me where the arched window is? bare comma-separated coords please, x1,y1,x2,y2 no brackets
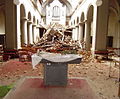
52,6,60,17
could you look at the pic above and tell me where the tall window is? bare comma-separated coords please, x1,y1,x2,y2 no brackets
107,36,113,47
52,6,60,17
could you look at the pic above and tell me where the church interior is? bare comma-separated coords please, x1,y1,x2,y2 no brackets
0,0,120,99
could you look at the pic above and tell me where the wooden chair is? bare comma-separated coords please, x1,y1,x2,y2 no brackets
94,50,109,60
0,45,3,62
4,49,18,59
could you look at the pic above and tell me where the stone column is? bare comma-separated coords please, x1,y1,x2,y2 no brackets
5,0,17,49
79,23,84,42
27,21,33,44
32,24,37,43
117,21,120,48
84,21,91,50
16,5,21,49
21,17,28,45
76,26,79,40
74,27,78,40
92,0,109,52
72,27,75,40
36,25,40,42
114,21,120,48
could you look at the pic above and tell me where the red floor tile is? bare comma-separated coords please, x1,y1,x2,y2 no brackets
4,78,97,99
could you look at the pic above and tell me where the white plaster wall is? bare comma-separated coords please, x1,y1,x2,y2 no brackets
68,0,79,11
36,0,43,15
21,0,41,22
70,0,95,25
0,10,5,34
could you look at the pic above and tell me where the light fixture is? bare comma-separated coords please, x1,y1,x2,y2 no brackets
95,0,103,6
13,0,20,5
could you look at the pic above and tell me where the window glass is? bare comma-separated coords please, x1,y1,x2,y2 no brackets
52,6,60,17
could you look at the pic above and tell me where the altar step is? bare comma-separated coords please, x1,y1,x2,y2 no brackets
4,77,98,99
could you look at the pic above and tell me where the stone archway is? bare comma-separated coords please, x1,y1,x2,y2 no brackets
80,12,85,22
20,4,27,46
28,12,32,21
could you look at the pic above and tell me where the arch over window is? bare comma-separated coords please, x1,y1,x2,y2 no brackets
37,19,39,25
77,17,79,24
74,20,75,25
28,12,32,21
52,6,60,17
33,16,36,24
87,5,94,21
80,12,85,22
20,4,26,18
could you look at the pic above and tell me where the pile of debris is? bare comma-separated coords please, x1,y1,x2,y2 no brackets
33,23,80,54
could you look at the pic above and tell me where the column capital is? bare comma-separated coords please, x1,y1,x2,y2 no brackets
36,25,40,28
70,26,75,29
84,20,88,23
75,25,79,27
72,26,76,29
95,0,103,6
21,17,28,21
84,20,91,23
27,21,32,24
13,0,20,5
75,24,79,27
32,24,37,27
79,22,84,25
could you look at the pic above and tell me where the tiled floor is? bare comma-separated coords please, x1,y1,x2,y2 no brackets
4,77,97,99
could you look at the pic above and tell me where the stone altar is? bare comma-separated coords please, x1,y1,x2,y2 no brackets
32,52,82,86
